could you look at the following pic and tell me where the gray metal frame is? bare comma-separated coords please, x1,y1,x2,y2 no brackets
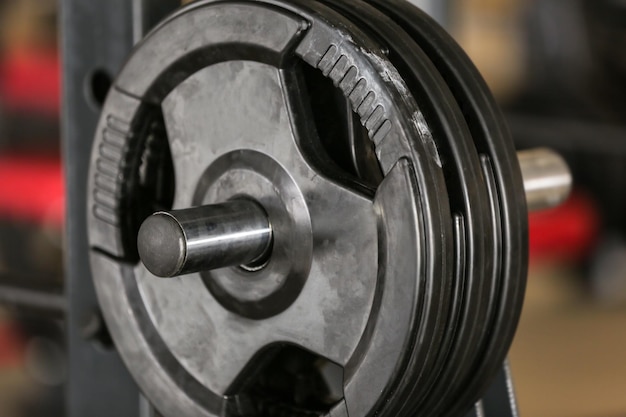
62,1,137,415
61,1,178,416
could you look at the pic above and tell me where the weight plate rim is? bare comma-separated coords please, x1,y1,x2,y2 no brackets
366,1,528,416
341,7,500,417
314,1,499,416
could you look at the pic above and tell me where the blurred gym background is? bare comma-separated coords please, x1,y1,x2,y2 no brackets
0,0,624,416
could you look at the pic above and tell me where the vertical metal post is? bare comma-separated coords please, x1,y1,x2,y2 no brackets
62,1,137,416
132,0,181,43
464,362,519,417
406,0,450,26
61,1,178,416
481,362,520,417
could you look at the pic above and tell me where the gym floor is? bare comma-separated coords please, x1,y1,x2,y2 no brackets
511,265,626,417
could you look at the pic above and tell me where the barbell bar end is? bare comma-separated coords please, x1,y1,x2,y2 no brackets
518,147,573,212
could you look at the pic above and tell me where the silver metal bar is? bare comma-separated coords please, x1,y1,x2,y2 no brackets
0,283,65,316
138,200,272,277
138,148,571,278
518,147,572,211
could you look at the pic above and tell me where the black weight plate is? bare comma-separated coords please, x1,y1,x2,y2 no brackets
315,5,500,417
366,1,528,416
315,0,497,415
86,1,457,416
339,6,502,417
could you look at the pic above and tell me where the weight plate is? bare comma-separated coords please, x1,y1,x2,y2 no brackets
365,1,528,416
86,1,455,416
315,1,499,416
320,5,497,417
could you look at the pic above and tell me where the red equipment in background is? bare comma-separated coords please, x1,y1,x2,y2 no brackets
529,192,600,264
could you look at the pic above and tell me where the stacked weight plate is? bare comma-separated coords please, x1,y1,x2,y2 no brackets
317,1,529,416
85,1,528,416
